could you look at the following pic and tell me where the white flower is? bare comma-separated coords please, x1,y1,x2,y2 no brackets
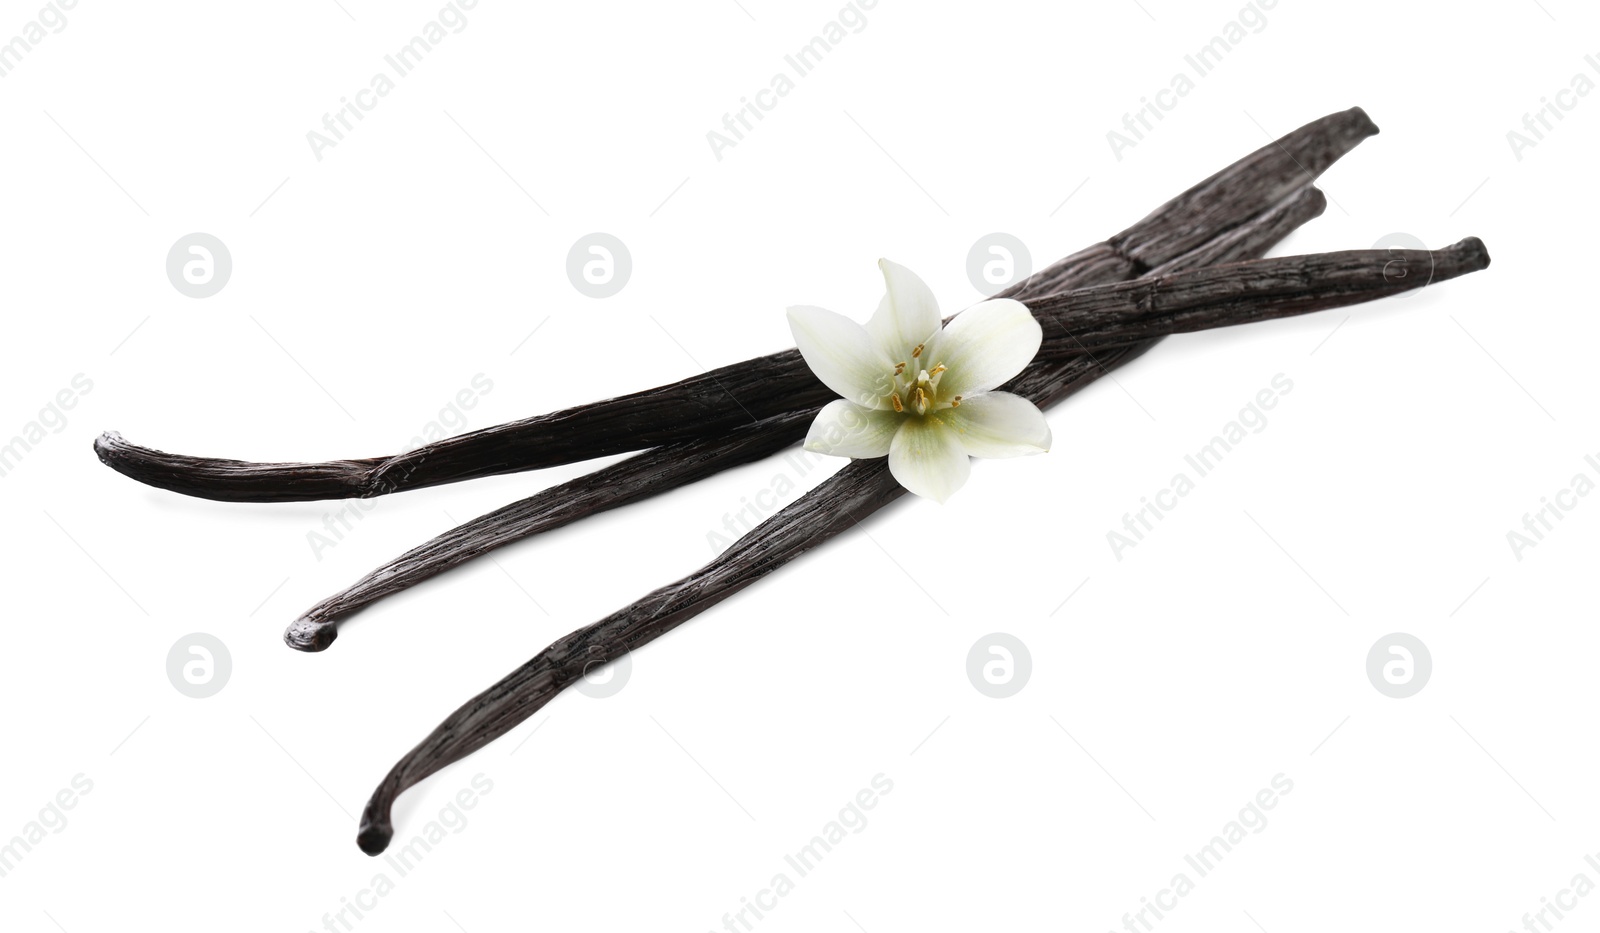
787,259,1051,503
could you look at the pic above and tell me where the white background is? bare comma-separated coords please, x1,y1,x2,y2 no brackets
1,1,1595,931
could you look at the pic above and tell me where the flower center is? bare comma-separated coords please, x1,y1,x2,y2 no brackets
886,346,960,415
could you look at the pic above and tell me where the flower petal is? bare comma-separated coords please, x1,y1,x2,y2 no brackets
943,392,1052,458
866,258,943,360
888,416,971,503
921,298,1042,399
804,399,902,459
787,305,895,408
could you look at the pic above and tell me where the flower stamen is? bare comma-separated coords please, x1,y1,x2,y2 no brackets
890,394,904,413
911,343,924,358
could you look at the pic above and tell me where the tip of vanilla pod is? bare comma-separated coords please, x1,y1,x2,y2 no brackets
284,617,338,652
1448,236,1491,271
92,431,124,465
357,818,393,856
1344,106,1380,138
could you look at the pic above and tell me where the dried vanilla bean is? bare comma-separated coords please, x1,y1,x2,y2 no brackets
292,186,1328,651
354,231,1491,855
355,346,1136,856
94,108,1377,503
284,409,818,651
1031,237,1491,357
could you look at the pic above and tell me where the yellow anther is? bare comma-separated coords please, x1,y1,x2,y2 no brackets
911,343,924,358
890,394,904,412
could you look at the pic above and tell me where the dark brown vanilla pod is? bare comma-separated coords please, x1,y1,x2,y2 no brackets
291,186,1329,651
354,343,1143,855
91,364,834,504
284,408,818,652
1004,108,1374,298
1107,106,1377,268
93,108,1378,504
93,431,388,504
1031,238,1492,357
